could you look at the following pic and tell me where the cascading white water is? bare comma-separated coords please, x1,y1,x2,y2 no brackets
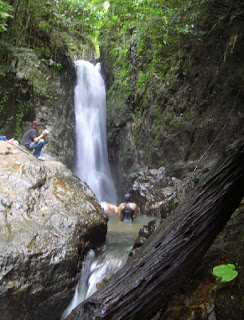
61,60,155,320
74,60,117,204
61,214,155,320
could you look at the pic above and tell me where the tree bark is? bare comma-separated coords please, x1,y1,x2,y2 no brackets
67,138,244,320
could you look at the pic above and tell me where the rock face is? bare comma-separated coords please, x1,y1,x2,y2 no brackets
130,167,183,217
0,141,108,320
0,55,77,169
101,2,244,210
36,63,76,169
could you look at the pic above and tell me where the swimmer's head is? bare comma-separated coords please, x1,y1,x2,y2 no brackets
124,193,131,202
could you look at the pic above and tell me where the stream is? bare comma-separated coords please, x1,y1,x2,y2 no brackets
61,213,154,319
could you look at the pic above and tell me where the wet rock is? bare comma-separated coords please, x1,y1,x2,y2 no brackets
130,166,183,217
129,218,161,257
0,141,108,320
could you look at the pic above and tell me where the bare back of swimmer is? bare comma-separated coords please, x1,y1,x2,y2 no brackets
118,193,138,221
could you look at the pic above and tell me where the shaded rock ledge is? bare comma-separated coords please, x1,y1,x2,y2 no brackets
0,141,108,320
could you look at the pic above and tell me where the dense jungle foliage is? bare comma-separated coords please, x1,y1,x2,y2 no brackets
102,0,244,170
0,0,106,139
0,0,243,142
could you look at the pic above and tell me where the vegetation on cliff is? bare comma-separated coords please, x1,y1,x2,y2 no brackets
0,0,105,141
1,0,243,153
100,0,244,176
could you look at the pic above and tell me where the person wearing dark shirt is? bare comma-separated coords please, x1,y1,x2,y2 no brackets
21,120,47,160
118,193,138,222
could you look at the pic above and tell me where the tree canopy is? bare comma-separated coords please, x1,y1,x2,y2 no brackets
0,0,243,140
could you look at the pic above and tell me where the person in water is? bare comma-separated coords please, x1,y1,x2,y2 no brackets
118,193,138,222
21,120,47,160
101,202,118,213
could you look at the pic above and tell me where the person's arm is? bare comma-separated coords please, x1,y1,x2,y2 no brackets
118,203,124,220
33,130,46,143
107,203,118,213
133,204,138,219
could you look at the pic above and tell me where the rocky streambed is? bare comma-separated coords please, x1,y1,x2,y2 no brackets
0,141,108,320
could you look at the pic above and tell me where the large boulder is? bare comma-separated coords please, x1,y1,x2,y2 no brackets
0,141,108,320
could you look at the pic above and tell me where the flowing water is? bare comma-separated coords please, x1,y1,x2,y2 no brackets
73,60,117,204
61,213,154,319
61,60,153,319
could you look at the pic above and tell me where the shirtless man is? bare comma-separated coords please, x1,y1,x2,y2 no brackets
118,193,138,222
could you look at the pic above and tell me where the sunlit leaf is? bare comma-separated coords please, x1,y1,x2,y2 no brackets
213,264,238,283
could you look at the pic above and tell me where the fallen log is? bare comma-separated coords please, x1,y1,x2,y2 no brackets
67,138,244,320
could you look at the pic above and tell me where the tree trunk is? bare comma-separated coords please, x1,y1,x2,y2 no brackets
67,138,244,320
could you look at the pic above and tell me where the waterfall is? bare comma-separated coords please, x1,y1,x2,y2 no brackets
74,60,117,204
61,60,128,320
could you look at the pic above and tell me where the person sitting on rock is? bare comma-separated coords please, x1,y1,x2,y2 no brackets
118,193,138,222
21,120,47,160
101,202,118,213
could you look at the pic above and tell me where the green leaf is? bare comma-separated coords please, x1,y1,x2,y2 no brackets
213,264,238,283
